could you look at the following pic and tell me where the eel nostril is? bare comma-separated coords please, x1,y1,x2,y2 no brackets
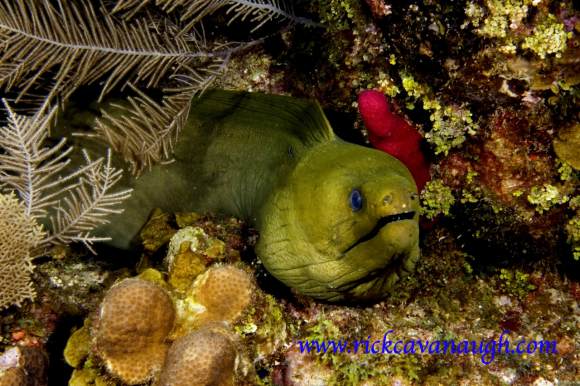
382,194,393,205
410,192,418,201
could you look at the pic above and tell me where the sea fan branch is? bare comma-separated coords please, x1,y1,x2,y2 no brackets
92,85,197,175
112,0,317,32
0,100,86,218
0,0,217,112
43,149,133,253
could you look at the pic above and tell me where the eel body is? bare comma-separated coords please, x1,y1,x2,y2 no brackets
96,90,420,302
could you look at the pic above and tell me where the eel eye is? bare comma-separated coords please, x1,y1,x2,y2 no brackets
349,189,363,212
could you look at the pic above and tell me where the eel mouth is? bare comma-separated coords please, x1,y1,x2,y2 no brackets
342,211,416,255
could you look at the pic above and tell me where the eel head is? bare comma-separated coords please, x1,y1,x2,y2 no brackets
257,141,420,302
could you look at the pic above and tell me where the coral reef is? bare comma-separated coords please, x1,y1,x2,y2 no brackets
56,207,578,386
0,102,132,309
63,214,257,385
0,0,578,385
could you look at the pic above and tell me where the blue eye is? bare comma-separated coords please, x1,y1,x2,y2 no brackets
349,189,363,212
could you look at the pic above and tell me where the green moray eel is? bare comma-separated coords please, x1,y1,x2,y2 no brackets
92,90,420,301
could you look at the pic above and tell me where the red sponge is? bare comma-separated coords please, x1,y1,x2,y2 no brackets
358,90,430,191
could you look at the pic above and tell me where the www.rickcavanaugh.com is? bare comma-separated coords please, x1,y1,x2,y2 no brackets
297,330,558,365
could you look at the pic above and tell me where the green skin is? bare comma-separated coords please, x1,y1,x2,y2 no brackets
94,90,420,301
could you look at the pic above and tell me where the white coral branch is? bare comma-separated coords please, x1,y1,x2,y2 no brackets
0,101,133,256
93,85,196,175
42,149,133,253
0,0,218,114
0,100,92,219
112,0,317,32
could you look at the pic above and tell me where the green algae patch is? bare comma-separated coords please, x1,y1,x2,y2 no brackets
498,269,537,299
527,184,570,213
421,180,456,219
136,268,168,289
466,0,571,58
64,323,91,368
521,14,572,59
69,368,116,386
139,208,177,253
399,72,479,155
174,212,202,228
167,246,206,293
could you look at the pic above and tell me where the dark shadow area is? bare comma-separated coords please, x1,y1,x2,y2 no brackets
45,314,83,386
451,202,567,273
325,109,366,146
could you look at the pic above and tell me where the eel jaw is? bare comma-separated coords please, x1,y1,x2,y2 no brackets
326,211,418,301
332,251,408,297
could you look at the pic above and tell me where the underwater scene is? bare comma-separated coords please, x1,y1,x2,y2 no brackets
0,0,578,385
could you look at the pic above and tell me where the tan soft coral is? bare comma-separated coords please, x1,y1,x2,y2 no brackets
0,192,45,310
93,278,175,385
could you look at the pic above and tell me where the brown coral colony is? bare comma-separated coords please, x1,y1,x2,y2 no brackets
93,279,175,385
